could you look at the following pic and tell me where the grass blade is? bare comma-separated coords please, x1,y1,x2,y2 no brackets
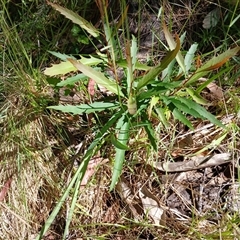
63,171,82,240
35,160,85,240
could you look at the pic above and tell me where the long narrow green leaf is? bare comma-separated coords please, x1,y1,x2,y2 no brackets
184,43,198,75
131,35,138,72
47,102,119,115
36,154,91,240
137,80,181,101
110,114,130,190
48,51,76,61
172,97,225,128
163,23,186,73
186,88,208,105
63,172,82,239
142,112,157,151
44,55,104,76
169,97,202,119
56,74,87,87
47,2,100,38
137,36,180,91
117,59,151,71
111,134,129,150
155,107,170,128
196,66,232,93
162,57,176,80
172,107,193,130
36,110,123,239
187,46,240,85
68,58,124,97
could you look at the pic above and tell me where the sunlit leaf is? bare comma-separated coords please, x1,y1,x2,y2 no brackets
44,55,104,76
186,88,208,105
155,107,170,128
163,23,186,73
148,96,159,118
203,57,232,70
68,58,124,96
47,1,99,37
48,51,76,61
184,43,198,75
162,57,176,80
131,35,138,72
187,46,240,85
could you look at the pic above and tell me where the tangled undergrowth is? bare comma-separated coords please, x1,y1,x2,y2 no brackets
1,0,240,239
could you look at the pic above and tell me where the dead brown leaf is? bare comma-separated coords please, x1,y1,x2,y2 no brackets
206,82,224,99
80,156,107,189
138,184,165,225
88,78,96,96
153,153,231,172
0,178,12,201
116,176,142,221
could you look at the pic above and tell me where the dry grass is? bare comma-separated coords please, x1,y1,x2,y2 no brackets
1,94,240,238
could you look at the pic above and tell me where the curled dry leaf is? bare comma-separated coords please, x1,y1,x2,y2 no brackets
202,8,220,29
172,135,194,157
116,176,142,221
206,82,224,99
199,78,224,100
153,153,231,172
138,184,165,226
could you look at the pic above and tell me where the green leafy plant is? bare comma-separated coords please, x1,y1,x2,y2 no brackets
37,1,240,239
